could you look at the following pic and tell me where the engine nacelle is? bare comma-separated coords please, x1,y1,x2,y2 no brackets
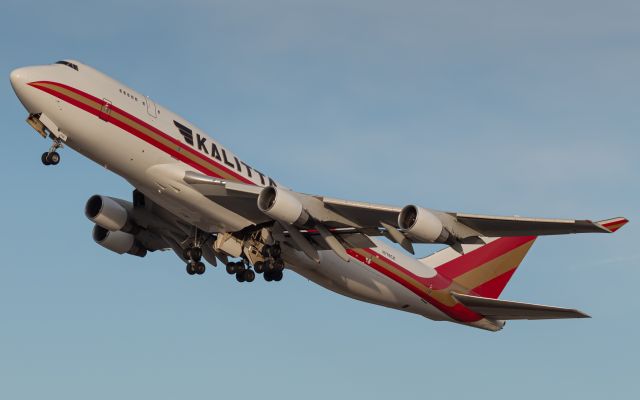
398,205,449,243
257,186,309,225
92,225,147,257
85,195,132,232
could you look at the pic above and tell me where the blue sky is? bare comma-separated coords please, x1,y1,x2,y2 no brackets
1,1,638,398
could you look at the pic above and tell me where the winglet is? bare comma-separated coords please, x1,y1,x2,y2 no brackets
596,217,629,233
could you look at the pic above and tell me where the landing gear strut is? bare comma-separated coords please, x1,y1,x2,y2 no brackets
183,247,202,262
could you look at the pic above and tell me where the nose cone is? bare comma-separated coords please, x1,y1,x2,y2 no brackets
10,67,27,88
10,66,38,113
9,67,29,93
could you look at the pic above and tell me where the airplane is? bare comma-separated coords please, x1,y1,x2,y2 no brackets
9,59,628,331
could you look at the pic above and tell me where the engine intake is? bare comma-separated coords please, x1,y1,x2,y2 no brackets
398,205,449,243
92,225,147,257
257,186,309,225
85,195,133,232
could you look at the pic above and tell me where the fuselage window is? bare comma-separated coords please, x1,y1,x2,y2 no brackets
55,61,79,71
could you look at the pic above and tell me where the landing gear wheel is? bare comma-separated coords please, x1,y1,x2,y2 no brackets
264,260,276,273
273,270,283,281
270,245,282,259
254,261,265,274
264,271,273,282
186,262,197,275
236,270,246,282
273,259,285,272
195,261,206,275
226,263,237,275
46,152,60,165
244,269,255,282
41,152,50,165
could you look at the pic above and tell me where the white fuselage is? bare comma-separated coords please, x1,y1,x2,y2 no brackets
10,61,498,330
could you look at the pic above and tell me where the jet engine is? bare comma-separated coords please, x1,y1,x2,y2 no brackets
92,225,147,257
398,205,449,243
257,186,309,225
85,195,133,232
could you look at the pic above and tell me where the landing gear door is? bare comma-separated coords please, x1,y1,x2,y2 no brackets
99,99,112,122
146,97,158,118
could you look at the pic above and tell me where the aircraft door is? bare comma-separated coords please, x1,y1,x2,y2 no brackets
146,97,158,118
99,98,112,122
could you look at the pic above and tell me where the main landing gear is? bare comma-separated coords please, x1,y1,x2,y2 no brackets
181,239,286,282
264,245,285,282
221,243,285,283
254,259,284,282
225,261,256,283
224,259,284,283
184,246,206,275
41,138,63,166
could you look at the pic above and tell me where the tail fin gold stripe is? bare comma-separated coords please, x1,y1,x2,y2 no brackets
453,239,535,290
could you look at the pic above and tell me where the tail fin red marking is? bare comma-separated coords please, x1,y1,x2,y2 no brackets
435,236,537,299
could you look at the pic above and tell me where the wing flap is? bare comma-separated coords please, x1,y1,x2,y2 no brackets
322,197,401,228
452,292,590,320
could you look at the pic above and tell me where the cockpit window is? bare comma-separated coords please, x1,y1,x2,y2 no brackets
55,61,79,71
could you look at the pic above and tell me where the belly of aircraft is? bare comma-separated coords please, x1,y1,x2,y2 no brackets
283,246,450,321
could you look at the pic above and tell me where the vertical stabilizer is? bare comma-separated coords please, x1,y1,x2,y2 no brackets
420,236,537,298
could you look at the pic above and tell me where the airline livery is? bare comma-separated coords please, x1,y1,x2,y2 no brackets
10,60,628,331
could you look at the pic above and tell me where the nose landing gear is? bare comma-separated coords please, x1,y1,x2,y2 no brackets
26,113,66,166
41,151,60,166
41,138,64,166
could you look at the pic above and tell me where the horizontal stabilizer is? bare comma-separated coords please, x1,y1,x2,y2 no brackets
452,292,590,320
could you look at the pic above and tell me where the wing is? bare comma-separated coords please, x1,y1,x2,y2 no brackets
182,171,628,259
452,213,617,236
103,191,228,266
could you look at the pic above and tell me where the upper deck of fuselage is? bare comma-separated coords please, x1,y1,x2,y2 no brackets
11,59,278,187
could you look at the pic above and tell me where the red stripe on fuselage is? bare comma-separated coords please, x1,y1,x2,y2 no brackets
29,81,255,185
31,81,486,323
347,248,483,322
